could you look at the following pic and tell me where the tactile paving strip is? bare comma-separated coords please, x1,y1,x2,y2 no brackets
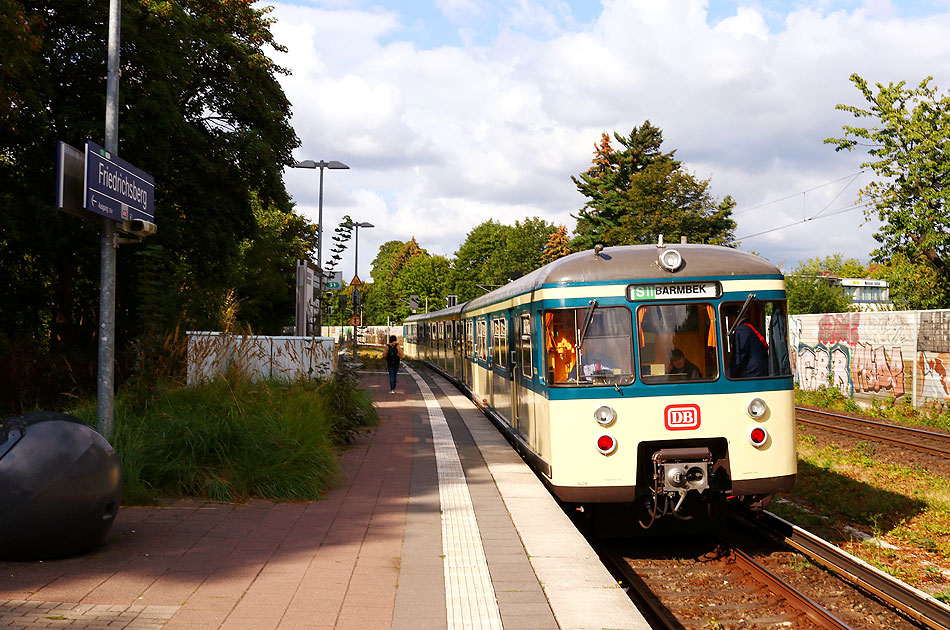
406,366,503,630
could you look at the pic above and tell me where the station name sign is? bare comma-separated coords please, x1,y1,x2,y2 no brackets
83,141,155,223
626,281,721,301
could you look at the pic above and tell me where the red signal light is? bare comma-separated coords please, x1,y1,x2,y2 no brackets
596,433,617,455
749,427,768,447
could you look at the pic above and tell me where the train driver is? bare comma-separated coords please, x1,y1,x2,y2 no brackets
729,317,768,378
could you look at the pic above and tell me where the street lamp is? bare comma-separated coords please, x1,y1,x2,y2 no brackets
292,159,349,337
350,220,374,359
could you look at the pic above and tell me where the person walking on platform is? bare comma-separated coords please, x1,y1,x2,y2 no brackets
386,335,400,393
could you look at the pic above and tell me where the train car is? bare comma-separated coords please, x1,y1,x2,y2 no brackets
404,242,795,528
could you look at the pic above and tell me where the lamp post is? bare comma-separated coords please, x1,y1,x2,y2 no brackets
350,221,374,359
292,159,349,337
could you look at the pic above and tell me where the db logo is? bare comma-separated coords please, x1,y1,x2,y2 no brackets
665,404,700,431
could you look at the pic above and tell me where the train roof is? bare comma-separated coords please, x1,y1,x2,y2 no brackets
404,244,781,322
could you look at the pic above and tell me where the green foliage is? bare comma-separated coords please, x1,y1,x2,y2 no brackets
784,255,857,314
74,367,379,504
871,252,950,310
826,74,950,307
571,123,737,250
233,197,318,334
0,0,300,412
449,218,557,301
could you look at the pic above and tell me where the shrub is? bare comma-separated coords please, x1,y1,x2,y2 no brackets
75,368,379,504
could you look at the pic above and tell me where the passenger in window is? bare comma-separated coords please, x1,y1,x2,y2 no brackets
729,318,768,377
668,348,702,379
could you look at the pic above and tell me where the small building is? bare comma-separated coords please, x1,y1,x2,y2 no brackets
832,277,891,311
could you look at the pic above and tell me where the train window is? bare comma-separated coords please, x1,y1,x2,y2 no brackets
519,312,533,379
720,298,792,379
636,303,718,383
492,317,508,368
544,307,635,386
466,320,474,359
476,319,488,363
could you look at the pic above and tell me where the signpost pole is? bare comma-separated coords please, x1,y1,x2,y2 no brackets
97,0,121,440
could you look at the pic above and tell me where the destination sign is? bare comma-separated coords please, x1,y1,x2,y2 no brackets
626,282,721,301
83,141,155,223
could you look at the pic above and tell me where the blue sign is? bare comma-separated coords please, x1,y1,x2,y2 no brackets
83,141,155,223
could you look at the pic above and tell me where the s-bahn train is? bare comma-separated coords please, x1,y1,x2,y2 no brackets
403,242,795,528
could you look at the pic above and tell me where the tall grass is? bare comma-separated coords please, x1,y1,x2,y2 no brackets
74,363,379,504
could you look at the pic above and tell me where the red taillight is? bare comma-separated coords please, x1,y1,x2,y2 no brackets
596,433,617,455
749,426,768,447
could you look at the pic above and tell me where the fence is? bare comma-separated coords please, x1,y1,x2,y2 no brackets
186,332,335,384
791,309,950,407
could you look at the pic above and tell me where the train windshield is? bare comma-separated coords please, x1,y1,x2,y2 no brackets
544,307,635,386
721,298,792,379
636,303,719,383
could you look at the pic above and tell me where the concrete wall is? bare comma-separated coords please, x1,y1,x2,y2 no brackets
791,309,950,406
186,332,335,384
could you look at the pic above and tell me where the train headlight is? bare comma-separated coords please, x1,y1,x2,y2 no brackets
747,397,768,419
594,405,616,426
748,426,768,447
596,433,617,455
658,248,682,272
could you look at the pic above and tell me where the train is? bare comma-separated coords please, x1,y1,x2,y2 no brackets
402,241,796,529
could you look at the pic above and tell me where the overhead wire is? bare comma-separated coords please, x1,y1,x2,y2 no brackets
736,199,875,240
732,170,867,216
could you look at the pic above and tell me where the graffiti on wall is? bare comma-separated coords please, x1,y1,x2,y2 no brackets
919,352,950,403
793,312,906,399
817,312,861,346
852,343,904,397
797,343,851,397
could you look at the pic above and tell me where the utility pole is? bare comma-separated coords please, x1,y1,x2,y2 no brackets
97,0,121,440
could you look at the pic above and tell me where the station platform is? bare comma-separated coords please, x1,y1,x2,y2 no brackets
0,366,648,630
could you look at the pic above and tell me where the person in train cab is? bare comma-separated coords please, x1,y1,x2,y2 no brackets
385,335,400,393
668,348,702,379
729,318,768,377
552,329,577,383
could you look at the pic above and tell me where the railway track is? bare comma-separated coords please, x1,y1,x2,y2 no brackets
597,510,950,629
795,406,950,458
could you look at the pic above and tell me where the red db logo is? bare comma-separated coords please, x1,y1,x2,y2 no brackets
665,404,700,431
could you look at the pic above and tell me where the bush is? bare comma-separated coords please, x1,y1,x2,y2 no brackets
74,367,379,504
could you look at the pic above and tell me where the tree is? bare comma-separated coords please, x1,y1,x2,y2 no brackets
784,256,859,315
871,252,950,311
825,73,950,307
233,197,319,334
571,122,736,250
0,0,300,411
394,255,451,314
450,218,556,301
542,225,572,265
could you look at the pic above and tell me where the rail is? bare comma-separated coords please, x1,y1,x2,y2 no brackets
795,406,950,458
754,509,950,630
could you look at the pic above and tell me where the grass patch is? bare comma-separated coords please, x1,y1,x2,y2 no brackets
72,363,379,504
774,434,950,589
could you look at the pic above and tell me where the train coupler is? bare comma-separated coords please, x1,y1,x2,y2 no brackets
639,447,714,528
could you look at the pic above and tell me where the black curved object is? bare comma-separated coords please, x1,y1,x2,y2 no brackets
0,411,122,560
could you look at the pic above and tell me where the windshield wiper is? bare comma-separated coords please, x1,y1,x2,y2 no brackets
577,299,598,352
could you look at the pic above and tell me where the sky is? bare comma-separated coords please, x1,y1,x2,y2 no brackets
269,0,950,281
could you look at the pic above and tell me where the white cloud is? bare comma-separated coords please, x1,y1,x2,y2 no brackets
269,0,950,277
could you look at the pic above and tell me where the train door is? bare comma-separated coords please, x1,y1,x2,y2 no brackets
463,319,474,389
491,313,512,424
476,317,490,400
513,310,534,440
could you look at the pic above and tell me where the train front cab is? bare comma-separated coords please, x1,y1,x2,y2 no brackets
540,282,796,526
